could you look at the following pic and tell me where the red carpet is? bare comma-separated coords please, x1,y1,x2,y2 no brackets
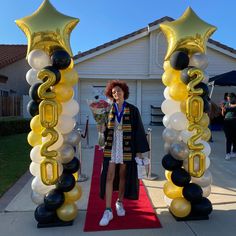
83,145,162,232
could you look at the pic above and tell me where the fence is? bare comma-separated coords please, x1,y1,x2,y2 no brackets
0,95,22,117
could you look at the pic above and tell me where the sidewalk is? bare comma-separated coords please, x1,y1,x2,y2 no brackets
0,125,236,236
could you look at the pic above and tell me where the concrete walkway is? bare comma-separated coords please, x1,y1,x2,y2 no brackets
0,125,236,236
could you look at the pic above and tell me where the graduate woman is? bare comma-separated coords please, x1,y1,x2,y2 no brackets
99,80,150,226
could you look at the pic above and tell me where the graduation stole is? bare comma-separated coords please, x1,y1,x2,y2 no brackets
103,102,132,161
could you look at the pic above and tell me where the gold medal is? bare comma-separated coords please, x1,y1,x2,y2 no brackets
117,124,122,130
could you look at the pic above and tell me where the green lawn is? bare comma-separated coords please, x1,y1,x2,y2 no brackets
0,133,31,197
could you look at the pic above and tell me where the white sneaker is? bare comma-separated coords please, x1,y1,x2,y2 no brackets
116,201,125,216
99,210,113,226
225,153,231,160
231,152,236,158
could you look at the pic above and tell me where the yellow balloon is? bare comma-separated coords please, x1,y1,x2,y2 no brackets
57,202,78,221
60,68,79,86
198,113,210,127
170,197,191,218
53,83,74,102
165,170,172,181
163,60,171,71
30,115,43,133
159,7,216,60
163,181,183,199
169,82,188,101
64,184,82,203
201,128,211,142
15,0,79,57
162,68,181,87
27,130,42,147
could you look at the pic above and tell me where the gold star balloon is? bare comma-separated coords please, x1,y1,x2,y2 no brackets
15,0,79,57
160,7,216,60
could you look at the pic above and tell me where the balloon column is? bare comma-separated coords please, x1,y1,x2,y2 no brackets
160,7,216,220
16,0,82,227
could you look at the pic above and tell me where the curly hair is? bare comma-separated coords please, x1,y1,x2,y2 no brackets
105,80,129,100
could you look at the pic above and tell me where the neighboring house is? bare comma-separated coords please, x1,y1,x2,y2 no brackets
74,17,236,125
0,45,29,96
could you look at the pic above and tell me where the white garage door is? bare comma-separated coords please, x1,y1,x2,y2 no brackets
141,80,165,124
78,79,137,124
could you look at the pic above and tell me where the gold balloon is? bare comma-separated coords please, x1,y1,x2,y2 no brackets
160,7,216,60
169,82,188,101
163,181,183,199
202,128,211,142
57,202,78,221
64,184,82,203
162,68,181,87
165,170,172,181
198,113,210,127
60,68,79,86
53,83,74,102
30,115,43,134
15,0,79,57
170,197,191,218
27,130,42,147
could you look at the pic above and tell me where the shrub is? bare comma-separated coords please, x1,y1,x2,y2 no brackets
0,116,30,136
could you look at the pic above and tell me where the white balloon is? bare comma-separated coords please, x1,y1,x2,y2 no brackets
169,112,188,131
162,115,171,128
31,190,45,205
162,128,181,144
30,145,43,163
164,142,171,154
197,140,211,156
28,49,51,70
180,130,195,143
163,87,171,99
42,129,64,150
189,53,208,70
31,176,55,195
191,170,212,187
161,99,181,115
30,161,63,177
61,99,80,117
26,68,41,85
56,115,75,134
202,71,209,84
201,185,211,197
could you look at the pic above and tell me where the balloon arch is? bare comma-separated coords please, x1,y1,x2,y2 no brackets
16,0,215,227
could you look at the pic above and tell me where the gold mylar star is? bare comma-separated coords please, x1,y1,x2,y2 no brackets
160,7,216,60
15,0,79,57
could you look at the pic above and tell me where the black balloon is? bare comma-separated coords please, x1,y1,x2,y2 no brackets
63,157,80,174
27,100,39,117
43,66,61,85
162,154,183,171
29,82,42,102
180,66,195,84
56,173,75,192
34,204,56,224
44,189,65,210
195,82,209,97
191,197,213,216
171,168,191,187
51,50,71,70
183,183,203,203
170,51,189,70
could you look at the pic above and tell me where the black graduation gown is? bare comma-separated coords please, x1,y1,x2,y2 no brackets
100,103,150,200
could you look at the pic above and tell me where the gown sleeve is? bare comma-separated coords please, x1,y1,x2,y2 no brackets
132,106,150,154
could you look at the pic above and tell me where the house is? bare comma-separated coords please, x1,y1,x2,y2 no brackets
73,17,236,125
0,45,29,96
0,45,30,116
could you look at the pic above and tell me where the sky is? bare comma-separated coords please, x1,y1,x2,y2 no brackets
0,0,236,56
